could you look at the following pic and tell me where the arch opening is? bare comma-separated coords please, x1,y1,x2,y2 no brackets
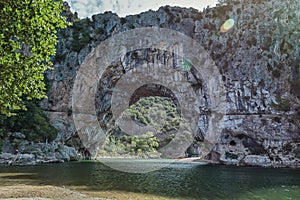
129,83,180,108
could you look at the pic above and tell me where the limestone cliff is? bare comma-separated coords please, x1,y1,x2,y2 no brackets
42,0,300,167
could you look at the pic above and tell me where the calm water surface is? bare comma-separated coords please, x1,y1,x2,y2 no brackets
0,160,300,199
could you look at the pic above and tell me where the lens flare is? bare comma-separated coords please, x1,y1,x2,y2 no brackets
181,58,193,71
220,18,235,33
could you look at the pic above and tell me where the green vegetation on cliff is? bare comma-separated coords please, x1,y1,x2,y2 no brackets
124,96,181,134
100,96,181,157
71,18,92,52
0,101,57,142
101,132,159,156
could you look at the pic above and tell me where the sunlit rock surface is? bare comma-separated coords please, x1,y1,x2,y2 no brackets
42,0,300,167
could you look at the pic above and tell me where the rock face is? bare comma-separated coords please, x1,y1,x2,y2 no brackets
0,133,80,165
42,0,300,167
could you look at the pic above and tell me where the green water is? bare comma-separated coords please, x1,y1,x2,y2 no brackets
0,161,300,199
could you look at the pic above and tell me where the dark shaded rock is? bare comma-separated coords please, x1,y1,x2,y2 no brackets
0,140,80,165
242,155,272,167
41,0,300,167
242,137,267,155
10,132,26,139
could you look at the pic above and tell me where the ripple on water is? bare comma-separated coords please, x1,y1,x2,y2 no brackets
0,162,299,200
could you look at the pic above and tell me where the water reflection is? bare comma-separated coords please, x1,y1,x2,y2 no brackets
0,162,300,199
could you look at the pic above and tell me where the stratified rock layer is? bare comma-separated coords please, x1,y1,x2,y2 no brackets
42,0,300,167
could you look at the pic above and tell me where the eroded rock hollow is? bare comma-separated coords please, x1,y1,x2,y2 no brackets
42,0,300,167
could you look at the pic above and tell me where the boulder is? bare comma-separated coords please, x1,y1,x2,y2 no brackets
11,154,36,166
11,132,26,139
61,145,80,161
242,155,272,167
0,140,80,165
55,150,70,162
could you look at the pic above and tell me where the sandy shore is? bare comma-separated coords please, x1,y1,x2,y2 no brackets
0,185,176,200
0,185,110,200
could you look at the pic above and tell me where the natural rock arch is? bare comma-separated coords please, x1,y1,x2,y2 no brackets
129,83,180,107
72,27,226,159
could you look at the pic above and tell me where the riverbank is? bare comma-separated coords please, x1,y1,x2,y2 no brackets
0,142,81,166
0,162,299,200
2,154,299,168
0,185,109,200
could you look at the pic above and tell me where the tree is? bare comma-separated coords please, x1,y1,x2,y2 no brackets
0,0,69,116
217,0,241,5
0,100,58,142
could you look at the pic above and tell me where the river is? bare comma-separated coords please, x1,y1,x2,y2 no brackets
0,160,300,199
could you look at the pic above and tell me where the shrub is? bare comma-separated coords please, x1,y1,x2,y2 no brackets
270,97,291,112
0,100,58,142
100,96,182,157
102,132,159,156
124,96,181,134
291,79,300,97
272,69,281,78
95,27,105,35
0,143,2,153
71,18,92,52
294,147,300,159
225,151,239,159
